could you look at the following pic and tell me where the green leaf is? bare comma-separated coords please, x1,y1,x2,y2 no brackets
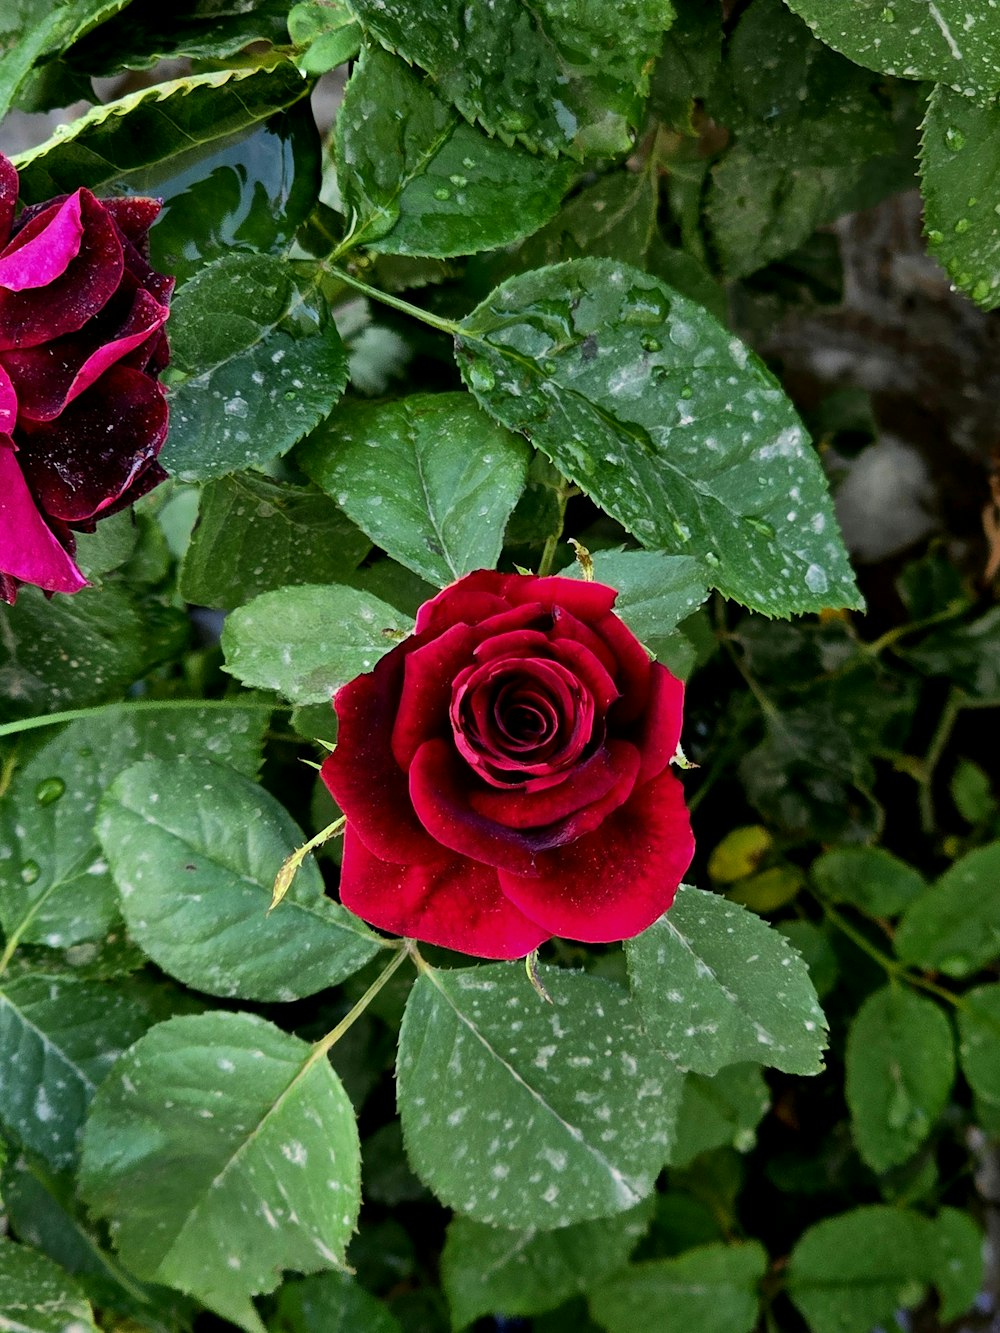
957,983,1000,1105
336,47,574,257
0,587,147,721
845,985,954,1173
345,0,673,158
0,0,128,120
222,583,413,705
456,258,859,616
162,255,349,481
783,0,1000,97
787,1206,950,1333
568,548,710,645
299,394,530,586
625,886,827,1077
442,1199,654,1329
775,921,838,1000
0,1236,97,1332
12,63,309,201
901,605,1000,697
922,85,1000,310
811,846,926,917
951,758,997,825
895,841,1000,977
588,1242,768,1333
932,1207,985,1322
180,474,371,610
0,974,150,1169
0,703,267,953
649,0,723,134
396,965,682,1229
669,1065,771,1168
289,2,363,75
274,1271,402,1333
97,757,380,1000
79,1011,361,1333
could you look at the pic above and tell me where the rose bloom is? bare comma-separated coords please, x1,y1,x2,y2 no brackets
0,151,172,604
322,570,694,959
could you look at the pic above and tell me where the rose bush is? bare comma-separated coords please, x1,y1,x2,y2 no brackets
321,570,694,959
0,151,172,603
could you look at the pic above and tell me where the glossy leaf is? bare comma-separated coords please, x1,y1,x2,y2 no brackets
811,846,926,917
274,1271,402,1333
336,48,574,257
442,1199,654,1329
345,0,673,158
0,1236,97,1332
97,757,381,1000
12,63,309,202
568,548,710,644
289,2,363,75
162,255,349,481
180,473,371,610
894,841,1000,977
0,0,128,121
0,973,150,1169
222,583,413,705
588,1243,768,1333
625,886,827,1077
396,965,682,1229
921,83,1000,311
783,0,1000,97
669,1064,771,1167
456,258,859,616
845,985,954,1173
957,984,1000,1106
80,1012,361,1333
0,703,267,952
299,393,531,586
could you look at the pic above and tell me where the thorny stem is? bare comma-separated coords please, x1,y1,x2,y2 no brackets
312,944,410,1059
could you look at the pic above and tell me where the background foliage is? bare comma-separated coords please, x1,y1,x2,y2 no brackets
1,1,999,1330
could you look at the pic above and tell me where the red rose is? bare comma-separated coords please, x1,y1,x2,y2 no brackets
321,570,694,959
0,152,173,604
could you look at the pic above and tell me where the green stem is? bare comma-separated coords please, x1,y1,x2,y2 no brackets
714,597,779,720
861,603,968,659
917,687,963,835
327,265,462,338
312,944,410,1059
537,533,560,577
0,696,278,741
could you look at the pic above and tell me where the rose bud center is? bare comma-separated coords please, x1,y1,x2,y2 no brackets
449,655,597,787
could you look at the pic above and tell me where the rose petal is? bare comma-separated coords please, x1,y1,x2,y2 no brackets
322,641,443,866
85,459,167,524
0,438,87,594
338,825,549,959
497,767,694,943
0,360,16,433
468,740,640,831
390,621,481,769
102,196,161,252
415,570,619,634
0,190,83,291
0,191,123,350
591,610,656,725
18,366,168,521
0,154,18,247
631,664,685,783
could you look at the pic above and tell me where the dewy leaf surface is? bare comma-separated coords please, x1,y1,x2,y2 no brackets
396,965,682,1230
0,0,129,121
222,583,413,705
456,258,859,616
782,0,1000,96
298,393,531,586
0,1235,98,1332
0,704,268,951
625,885,827,1076
345,0,673,158
894,840,1000,977
921,83,1000,312
80,1012,361,1333
336,47,574,256
98,757,381,1000
162,255,349,481
0,974,151,1169
566,548,710,641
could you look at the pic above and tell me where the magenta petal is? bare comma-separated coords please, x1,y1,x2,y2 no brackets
0,190,83,291
0,154,18,246
18,366,167,522
102,196,161,251
338,825,549,959
0,361,16,433
498,768,694,943
0,440,87,593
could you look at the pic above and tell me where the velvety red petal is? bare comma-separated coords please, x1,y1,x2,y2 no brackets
497,767,694,943
0,439,87,594
631,664,685,783
0,191,123,350
0,190,84,291
321,641,443,866
469,740,640,830
592,610,656,725
414,574,512,633
0,361,16,433
390,621,481,768
102,196,161,252
0,154,17,244
17,366,167,521
338,824,549,959
82,459,167,525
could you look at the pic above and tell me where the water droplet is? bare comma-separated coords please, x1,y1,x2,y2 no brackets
967,196,978,207
703,551,720,566
20,860,40,885
448,174,468,187
954,217,970,234
433,186,451,201
284,390,297,401
542,359,558,375
971,278,992,302
944,126,966,151
652,365,671,384
746,517,776,539
680,385,693,399
880,5,895,20
640,335,661,352
467,361,496,393
35,777,66,807
927,229,944,244
804,564,829,595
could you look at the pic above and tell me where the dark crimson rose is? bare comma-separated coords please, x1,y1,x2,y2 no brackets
321,571,694,960
0,151,172,604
